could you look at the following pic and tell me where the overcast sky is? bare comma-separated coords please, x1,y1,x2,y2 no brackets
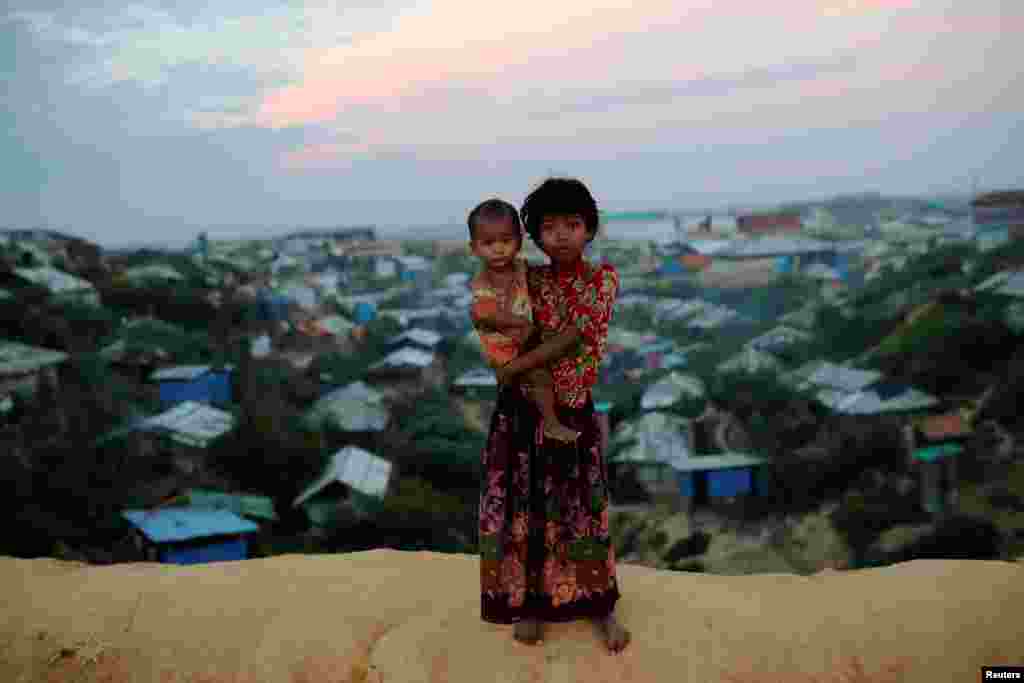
2,1,1021,246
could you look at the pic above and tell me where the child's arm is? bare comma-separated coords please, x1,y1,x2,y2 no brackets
470,298,531,334
497,325,580,382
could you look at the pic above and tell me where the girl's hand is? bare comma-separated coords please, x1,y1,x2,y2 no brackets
495,361,515,385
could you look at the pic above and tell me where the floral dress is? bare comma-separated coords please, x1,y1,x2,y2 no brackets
479,258,622,624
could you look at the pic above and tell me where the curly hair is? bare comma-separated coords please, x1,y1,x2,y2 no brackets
520,177,600,247
467,198,522,240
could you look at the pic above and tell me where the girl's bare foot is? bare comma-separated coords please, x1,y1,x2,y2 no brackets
513,618,543,645
593,613,631,653
543,422,580,442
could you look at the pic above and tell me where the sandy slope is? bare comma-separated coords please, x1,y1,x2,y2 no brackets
0,550,1021,682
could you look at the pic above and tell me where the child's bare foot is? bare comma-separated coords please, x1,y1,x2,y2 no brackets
593,613,630,653
543,422,580,442
513,619,543,645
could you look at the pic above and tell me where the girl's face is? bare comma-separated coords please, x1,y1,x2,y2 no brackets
470,217,522,270
539,214,590,265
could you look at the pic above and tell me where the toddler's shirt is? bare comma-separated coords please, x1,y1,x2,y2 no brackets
469,258,533,369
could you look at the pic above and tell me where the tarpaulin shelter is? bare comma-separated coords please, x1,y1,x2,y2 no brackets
640,371,706,411
293,446,393,526
122,507,258,565
150,365,233,408
303,381,390,433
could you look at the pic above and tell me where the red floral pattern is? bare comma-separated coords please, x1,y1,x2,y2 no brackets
479,258,622,625
479,393,621,623
526,260,620,408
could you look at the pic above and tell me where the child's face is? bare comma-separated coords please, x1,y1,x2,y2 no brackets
538,213,590,265
470,217,522,270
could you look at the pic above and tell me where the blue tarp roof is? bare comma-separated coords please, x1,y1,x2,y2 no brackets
122,506,259,543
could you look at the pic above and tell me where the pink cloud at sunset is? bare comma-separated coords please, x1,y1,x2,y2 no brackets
254,0,1015,138
5,0,1021,240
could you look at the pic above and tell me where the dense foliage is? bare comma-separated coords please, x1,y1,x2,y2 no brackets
313,316,404,387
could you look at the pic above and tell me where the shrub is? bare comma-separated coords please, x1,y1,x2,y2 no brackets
890,514,1003,562
829,489,929,558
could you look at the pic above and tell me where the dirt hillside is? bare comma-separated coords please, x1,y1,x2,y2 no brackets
0,550,1021,682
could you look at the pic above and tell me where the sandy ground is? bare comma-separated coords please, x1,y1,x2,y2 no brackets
1,550,1021,682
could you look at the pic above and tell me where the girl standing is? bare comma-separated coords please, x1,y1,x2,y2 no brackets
478,177,630,653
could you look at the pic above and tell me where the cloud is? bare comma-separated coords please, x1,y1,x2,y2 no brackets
3,4,408,94
529,55,860,117
3,0,1022,241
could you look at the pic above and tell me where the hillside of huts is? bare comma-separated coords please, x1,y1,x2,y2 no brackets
1,201,1023,578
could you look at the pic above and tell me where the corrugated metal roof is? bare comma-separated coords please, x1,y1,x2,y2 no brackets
184,489,278,521
454,367,497,387
975,269,1024,297
684,240,733,255
293,446,392,507
612,412,694,464
378,307,446,327
661,353,688,369
318,314,355,335
789,361,881,393
678,342,713,355
122,507,259,543
1005,301,1024,334
640,372,706,410
279,285,318,309
367,347,436,370
717,348,784,374
657,299,709,322
747,326,812,352
816,386,938,415
607,327,659,349
617,294,656,308
803,263,842,280
863,241,892,259
716,237,835,259
831,240,872,253
0,339,68,376
14,267,95,293
653,297,700,317
393,255,431,270
335,285,411,309
671,452,767,472
388,328,443,348
320,380,384,404
688,305,745,329
123,264,185,281
305,381,390,432
637,340,676,355
139,401,236,447
778,309,819,331
150,365,215,382
444,272,471,288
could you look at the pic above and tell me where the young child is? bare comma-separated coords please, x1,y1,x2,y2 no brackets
467,198,580,442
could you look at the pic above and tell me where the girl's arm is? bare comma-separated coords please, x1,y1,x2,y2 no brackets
500,264,619,382
499,324,580,379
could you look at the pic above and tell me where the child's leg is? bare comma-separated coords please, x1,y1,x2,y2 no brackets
523,367,579,442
